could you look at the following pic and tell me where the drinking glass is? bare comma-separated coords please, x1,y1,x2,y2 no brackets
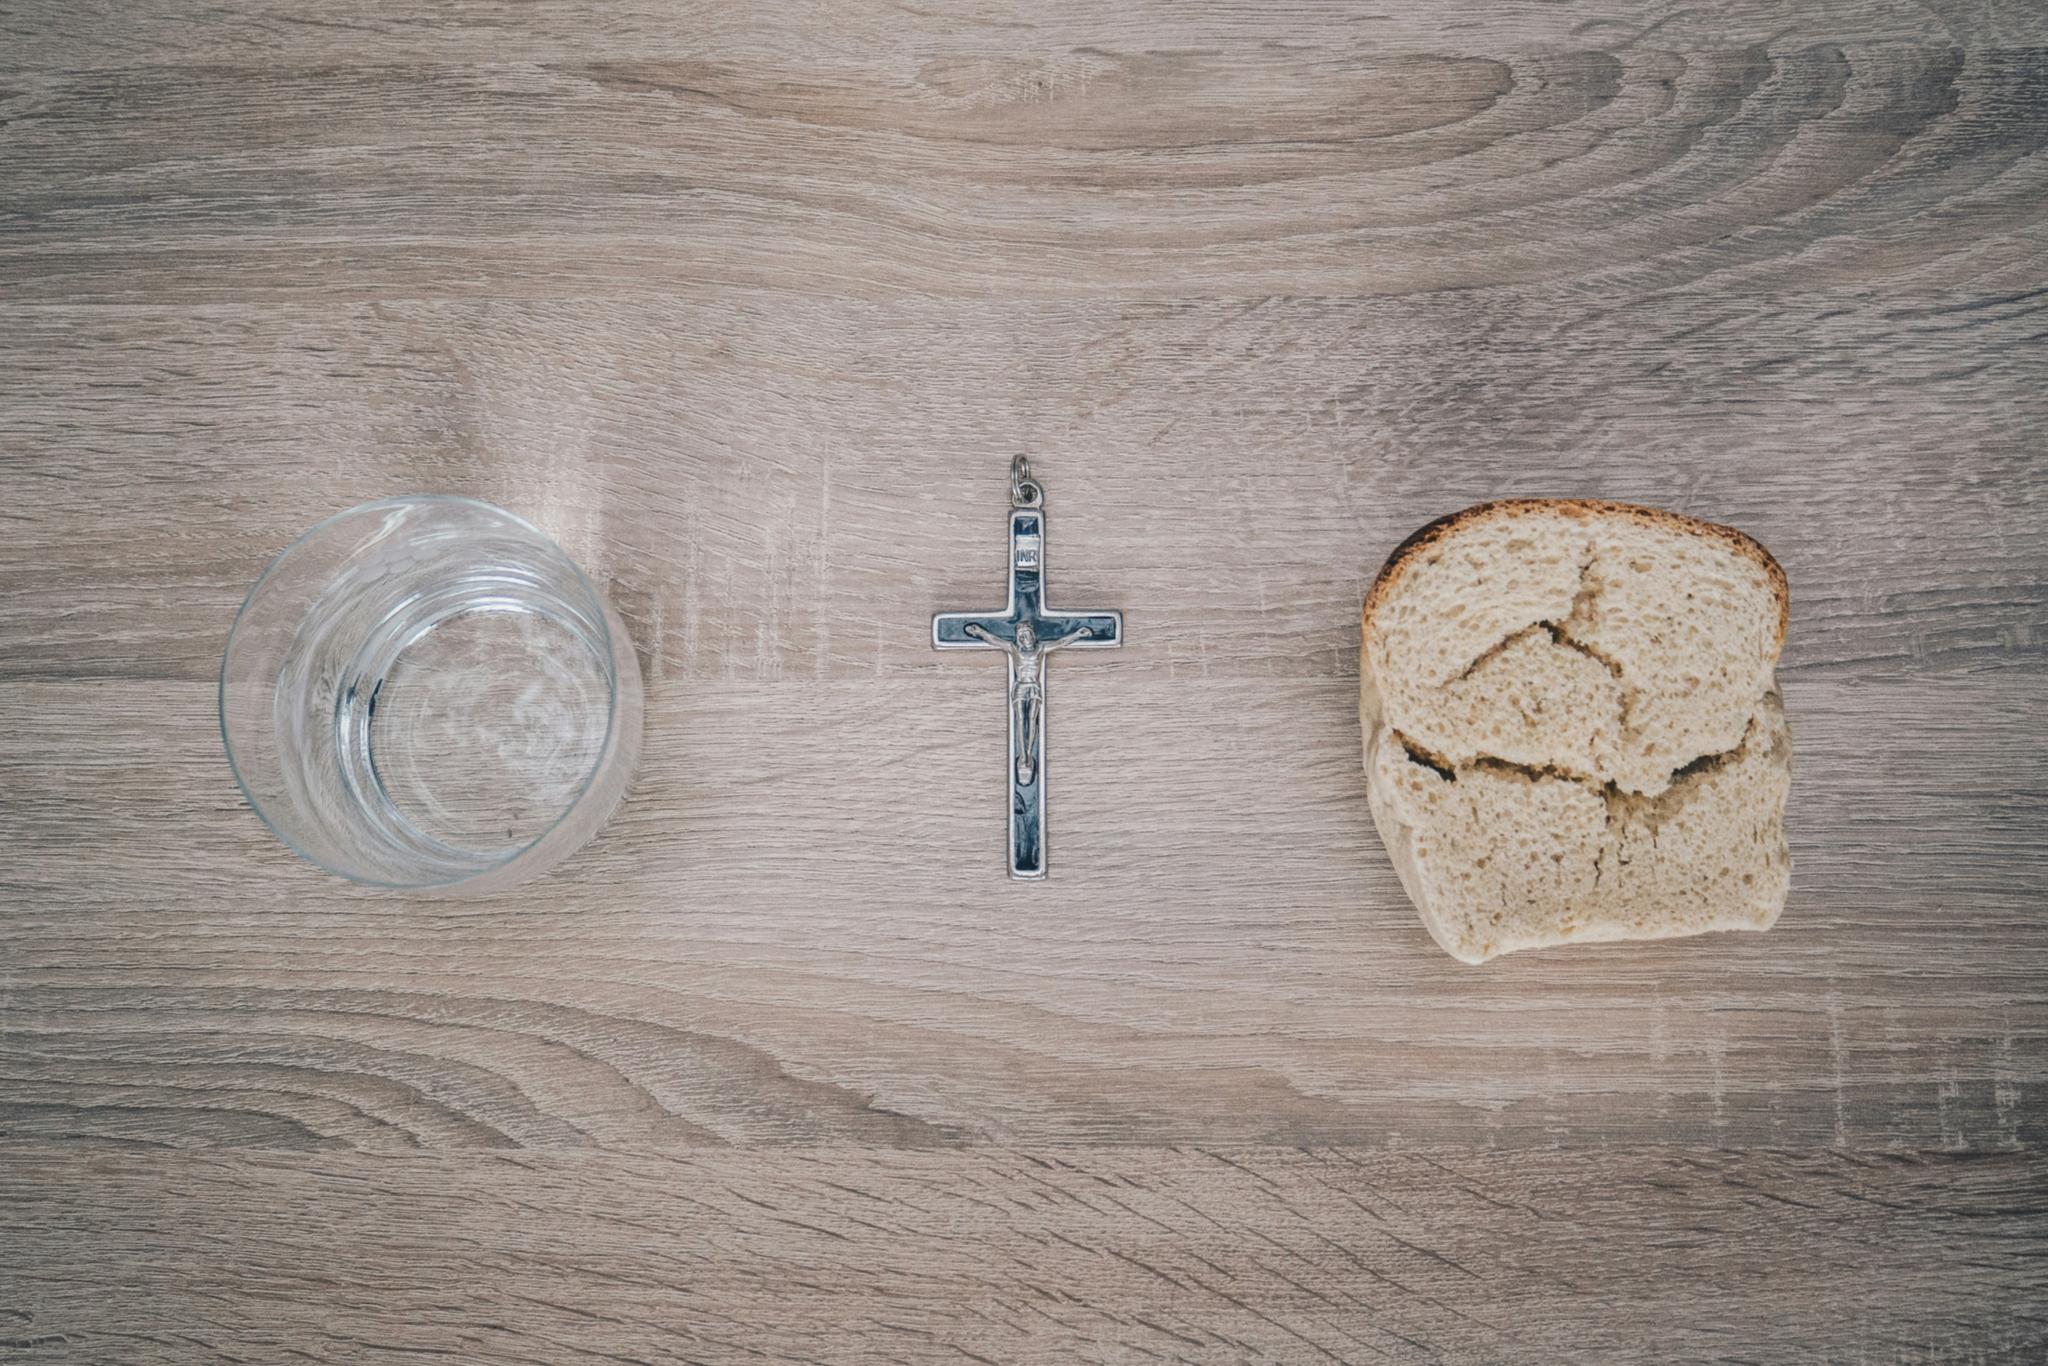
219,496,642,893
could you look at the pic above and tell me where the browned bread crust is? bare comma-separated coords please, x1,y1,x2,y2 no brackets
1362,498,1789,647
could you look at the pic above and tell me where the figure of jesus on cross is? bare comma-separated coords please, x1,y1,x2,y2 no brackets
933,458,1124,879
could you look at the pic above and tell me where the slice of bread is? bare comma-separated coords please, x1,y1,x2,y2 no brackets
1361,500,1790,964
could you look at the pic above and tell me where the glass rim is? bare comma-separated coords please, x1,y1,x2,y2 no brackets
218,493,628,891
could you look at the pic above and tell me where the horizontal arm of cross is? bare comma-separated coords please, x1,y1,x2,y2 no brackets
932,609,1121,651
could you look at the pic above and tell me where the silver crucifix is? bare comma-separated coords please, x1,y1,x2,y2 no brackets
933,457,1124,879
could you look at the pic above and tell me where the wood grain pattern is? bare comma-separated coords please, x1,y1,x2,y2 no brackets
3,1147,2044,1364
3,0,2046,1358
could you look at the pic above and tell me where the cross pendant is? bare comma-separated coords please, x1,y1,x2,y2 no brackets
933,458,1123,879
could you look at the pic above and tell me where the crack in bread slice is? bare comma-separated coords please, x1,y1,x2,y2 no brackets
1361,500,1790,964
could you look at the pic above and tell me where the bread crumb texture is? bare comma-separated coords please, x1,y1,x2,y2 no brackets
1361,501,1791,964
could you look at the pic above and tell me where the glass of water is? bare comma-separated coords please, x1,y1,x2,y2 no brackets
219,496,643,893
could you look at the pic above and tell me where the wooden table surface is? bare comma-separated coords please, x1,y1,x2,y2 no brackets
4,1,2046,1360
